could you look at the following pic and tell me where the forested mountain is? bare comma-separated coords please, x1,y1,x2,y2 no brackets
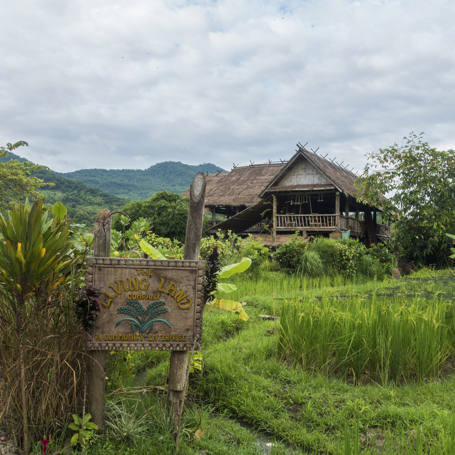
60,161,224,200
1,152,225,226
0,152,128,225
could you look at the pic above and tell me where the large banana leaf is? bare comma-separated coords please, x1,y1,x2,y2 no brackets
206,299,249,321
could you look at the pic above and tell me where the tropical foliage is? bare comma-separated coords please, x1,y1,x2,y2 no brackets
112,191,190,242
0,141,50,211
356,132,455,267
0,199,76,454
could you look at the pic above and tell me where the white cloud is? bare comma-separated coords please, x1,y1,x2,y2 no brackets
0,0,454,173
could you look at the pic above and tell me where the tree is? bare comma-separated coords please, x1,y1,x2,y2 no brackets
356,133,455,267
0,141,50,210
113,191,190,242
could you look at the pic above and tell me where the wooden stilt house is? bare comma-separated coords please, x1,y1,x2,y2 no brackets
184,144,390,245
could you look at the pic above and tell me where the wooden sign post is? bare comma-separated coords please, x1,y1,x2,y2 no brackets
167,172,206,427
87,173,206,432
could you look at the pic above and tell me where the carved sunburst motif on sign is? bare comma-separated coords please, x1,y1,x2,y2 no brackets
115,300,171,334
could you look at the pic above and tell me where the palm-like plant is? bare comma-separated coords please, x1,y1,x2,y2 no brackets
115,300,171,333
0,199,75,454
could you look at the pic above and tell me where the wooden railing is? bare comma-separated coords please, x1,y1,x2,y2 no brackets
276,214,337,230
376,223,391,239
340,216,365,233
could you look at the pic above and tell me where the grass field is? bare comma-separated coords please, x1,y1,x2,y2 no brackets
40,269,455,454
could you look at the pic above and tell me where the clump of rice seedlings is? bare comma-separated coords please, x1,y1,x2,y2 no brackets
277,279,455,383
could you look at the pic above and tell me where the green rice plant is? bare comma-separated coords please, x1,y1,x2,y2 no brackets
277,277,455,383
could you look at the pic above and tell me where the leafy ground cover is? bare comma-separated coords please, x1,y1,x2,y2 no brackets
40,269,455,454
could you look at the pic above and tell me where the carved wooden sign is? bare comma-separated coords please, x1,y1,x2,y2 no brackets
85,257,205,351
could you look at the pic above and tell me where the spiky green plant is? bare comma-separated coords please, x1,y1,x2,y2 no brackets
115,300,171,333
0,199,75,454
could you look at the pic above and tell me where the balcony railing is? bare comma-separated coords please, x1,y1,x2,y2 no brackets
339,216,365,233
276,214,337,230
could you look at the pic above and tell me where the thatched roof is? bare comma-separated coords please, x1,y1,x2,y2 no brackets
182,163,284,207
183,144,386,210
261,145,361,199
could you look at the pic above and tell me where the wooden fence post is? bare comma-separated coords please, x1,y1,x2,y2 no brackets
167,172,206,427
88,209,112,430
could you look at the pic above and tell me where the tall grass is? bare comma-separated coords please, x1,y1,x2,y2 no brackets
277,288,455,383
0,293,84,446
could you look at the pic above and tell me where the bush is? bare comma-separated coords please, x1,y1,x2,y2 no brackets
297,250,324,277
200,231,235,260
143,233,184,259
274,237,307,273
236,236,270,275
308,237,339,274
334,238,368,277
367,243,394,275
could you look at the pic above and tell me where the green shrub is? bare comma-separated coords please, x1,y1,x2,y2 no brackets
200,232,233,260
368,243,394,275
309,237,339,273
236,236,270,275
274,237,307,273
143,233,184,259
359,254,374,277
334,238,368,277
297,250,325,277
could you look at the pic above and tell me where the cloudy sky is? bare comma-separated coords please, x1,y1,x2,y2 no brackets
1,0,454,173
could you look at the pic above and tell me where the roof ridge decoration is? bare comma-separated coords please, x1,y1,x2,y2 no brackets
259,143,361,199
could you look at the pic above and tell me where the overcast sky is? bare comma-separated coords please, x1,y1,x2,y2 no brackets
1,0,454,173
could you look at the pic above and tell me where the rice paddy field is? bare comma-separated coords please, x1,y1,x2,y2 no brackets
68,269,455,454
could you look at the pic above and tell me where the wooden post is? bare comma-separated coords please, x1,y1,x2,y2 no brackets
272,195,277,245
335,192,340,230
345,196,350,217
211,206,216,223
88,209,112,430
167,172,206,427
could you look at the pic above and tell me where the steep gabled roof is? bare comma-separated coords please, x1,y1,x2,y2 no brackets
261,144,360,198
182,163,284,207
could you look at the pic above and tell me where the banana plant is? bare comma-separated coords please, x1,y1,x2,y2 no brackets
205,255,251,321
140,240,251,320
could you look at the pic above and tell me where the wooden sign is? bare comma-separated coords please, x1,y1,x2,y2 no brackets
85,257,205,351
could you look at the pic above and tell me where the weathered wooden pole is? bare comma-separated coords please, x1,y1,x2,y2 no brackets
272,195,277,245
335,192,340,230
88,209,112,430
167,172,206,427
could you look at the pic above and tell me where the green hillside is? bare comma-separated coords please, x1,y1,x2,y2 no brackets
60,161,225,200
0,152,129,226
